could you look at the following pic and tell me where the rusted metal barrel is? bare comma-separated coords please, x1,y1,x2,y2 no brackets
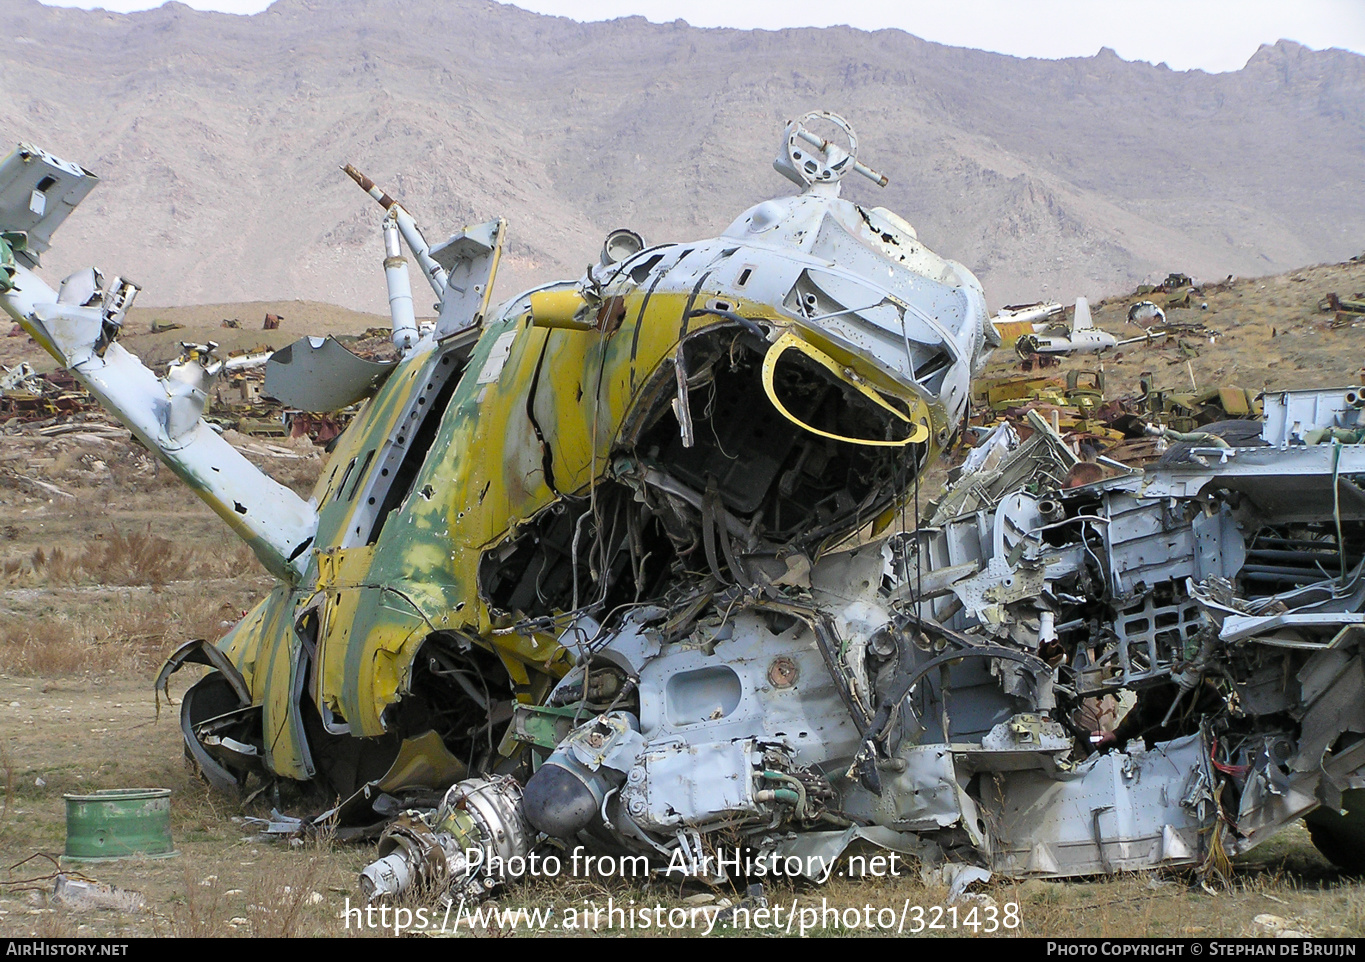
63,788,175,861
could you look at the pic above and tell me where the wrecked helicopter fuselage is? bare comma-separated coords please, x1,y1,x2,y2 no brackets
3,114,1365,899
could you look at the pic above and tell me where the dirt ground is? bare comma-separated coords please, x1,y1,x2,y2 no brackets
0,668,1361,939
1,262,1364,938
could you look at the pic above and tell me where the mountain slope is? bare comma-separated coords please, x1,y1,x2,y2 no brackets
0,0,1359,312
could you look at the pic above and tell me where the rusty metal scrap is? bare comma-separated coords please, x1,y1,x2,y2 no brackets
1321,293,1365,315
969,367,1261,470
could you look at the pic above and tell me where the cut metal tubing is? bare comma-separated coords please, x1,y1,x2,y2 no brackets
529,289,594,330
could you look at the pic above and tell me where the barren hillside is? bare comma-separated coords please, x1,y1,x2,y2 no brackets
0,0,1360,314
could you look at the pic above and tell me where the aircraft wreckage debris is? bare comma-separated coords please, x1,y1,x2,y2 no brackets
2,116,1364,904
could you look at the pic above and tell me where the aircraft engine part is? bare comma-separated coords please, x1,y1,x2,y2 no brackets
358,776,530,902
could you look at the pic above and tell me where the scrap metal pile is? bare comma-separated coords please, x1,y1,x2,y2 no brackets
1,120,1363,905
910,388,1365,874
969,365,1263,468
995,292,1220,370
0,362,95,422
4,324,373,445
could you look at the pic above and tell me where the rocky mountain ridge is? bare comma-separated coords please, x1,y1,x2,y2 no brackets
0,0,1360,312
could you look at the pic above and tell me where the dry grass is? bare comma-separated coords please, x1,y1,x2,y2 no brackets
0,744,13,845
164,867,236,939
0,589,243,675
164,841,333,938
0,427,279,677
4,527,255,588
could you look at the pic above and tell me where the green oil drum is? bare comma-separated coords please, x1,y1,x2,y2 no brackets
63,789,176,861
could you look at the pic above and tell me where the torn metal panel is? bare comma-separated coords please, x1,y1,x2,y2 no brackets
431,218,505,340
980,733,1216,877
0,144,97,269
1101,488,1242,597
854,744,963,831
156,637,251,706
1261,387,1365,446
264,335,397,412
1231,736,1320,850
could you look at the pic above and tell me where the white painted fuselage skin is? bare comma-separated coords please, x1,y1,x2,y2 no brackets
1029,328,1119,354
1028,296,1117,354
